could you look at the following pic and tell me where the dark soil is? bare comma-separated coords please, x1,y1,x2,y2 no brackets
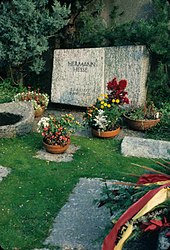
0,112,22,126
124,231,159,250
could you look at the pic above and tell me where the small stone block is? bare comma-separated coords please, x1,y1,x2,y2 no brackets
121,136,170,159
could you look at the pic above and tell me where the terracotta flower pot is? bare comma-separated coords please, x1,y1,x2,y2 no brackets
43,141,69,154
92,127,120,138
34,106,45,118
124,115,160,131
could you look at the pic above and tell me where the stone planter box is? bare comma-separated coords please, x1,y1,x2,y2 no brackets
0,102,34,138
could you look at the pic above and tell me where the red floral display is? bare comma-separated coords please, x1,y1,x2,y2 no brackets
107,77,129,105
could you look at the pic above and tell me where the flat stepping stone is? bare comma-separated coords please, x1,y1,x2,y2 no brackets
121,136,170,159
0,166,11,182
34,144,80,162
44,178,111,250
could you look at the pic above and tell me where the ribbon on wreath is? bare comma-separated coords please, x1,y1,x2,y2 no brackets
102,174,170,250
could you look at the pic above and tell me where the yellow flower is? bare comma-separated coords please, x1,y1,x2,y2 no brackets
101,101,104,104
116,99,120,103
98,97,102,101
104,103,107,106
107,104,111,108
104,94,108,98
112,99,115,103
101,105,104,109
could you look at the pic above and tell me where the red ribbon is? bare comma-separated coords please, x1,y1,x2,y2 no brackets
137,174,170,185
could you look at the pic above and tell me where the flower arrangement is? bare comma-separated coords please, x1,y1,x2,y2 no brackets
84,77,129,131
100,160,170,250
14,86,49,111
37,113,81,146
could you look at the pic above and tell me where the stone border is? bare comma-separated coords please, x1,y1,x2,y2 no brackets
34,144,80,162
0,102,34,138
121,136,170,159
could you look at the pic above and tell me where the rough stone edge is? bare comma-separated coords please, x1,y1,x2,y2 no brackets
0,102,34,137
0,166,11,182
121,136,170,159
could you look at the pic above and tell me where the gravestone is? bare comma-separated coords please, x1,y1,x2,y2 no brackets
51,46,149,107
51,48,105,106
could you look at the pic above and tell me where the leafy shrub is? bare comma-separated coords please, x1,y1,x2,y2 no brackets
0,79,25,103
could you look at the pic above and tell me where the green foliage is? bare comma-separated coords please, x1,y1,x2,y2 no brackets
145,102,170,141
0,79,25,103
125,102,159,120
75,1,107,47
99,183,157,222
0,0,70,82
147,63,170,106
105,0,170,104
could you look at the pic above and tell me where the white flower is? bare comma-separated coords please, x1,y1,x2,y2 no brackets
93,109,108,130
155,112,159,119
37,117,50,132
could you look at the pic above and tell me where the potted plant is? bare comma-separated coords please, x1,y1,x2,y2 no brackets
84,77,129,138
37,113,81,154
124,102,160,131
13,86,49,117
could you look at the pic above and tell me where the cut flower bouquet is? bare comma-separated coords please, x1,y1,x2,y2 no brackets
37,113,81,146
84,77,129,132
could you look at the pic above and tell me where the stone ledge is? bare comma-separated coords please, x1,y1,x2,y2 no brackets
0,102,34,138
121,136,170,159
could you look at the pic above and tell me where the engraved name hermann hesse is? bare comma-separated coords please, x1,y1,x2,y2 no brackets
68,61,97,73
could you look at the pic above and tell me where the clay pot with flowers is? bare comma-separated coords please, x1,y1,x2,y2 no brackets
124,102,160,131
84,77,129,138
14,86,49,117
37,113,81,153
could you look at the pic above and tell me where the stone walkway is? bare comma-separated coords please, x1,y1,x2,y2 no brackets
43,178,111,250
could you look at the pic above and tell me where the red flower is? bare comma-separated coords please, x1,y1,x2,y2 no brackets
107,78,118,90
141,217,170,232
122,97,129,104
106,77,129,105
119,80,127,90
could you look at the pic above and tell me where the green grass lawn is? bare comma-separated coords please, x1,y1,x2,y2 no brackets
0,133,160,250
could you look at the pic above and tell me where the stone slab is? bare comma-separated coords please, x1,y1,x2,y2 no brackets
44,178,111,250
51,46,149,107
121,136,170,159
0,166,11,182
104,46,149,106
51,48,105,106
34,144,80,162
